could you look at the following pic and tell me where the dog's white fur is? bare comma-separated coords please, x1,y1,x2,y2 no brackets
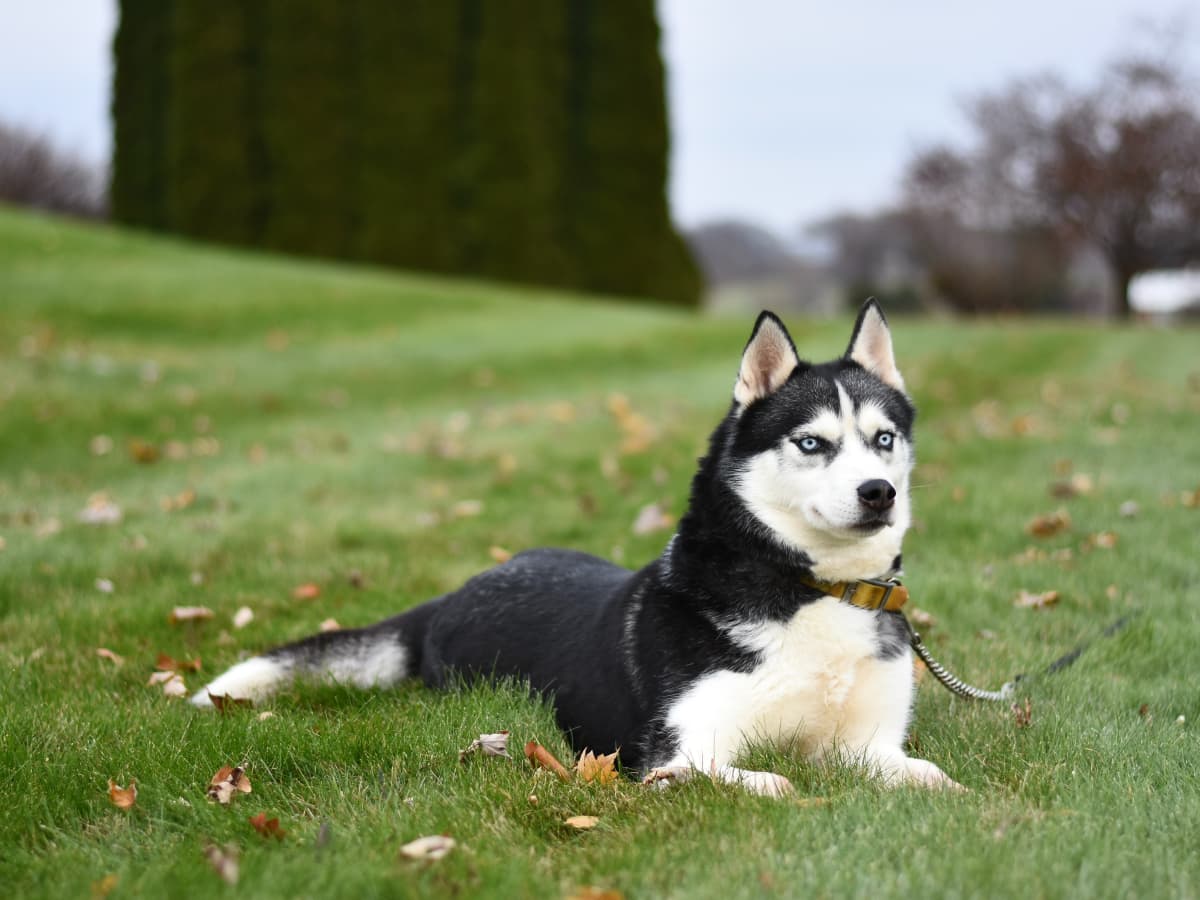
648,309,958,794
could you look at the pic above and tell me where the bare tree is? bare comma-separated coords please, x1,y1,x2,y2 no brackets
905,31,1200,317
0,121,106,218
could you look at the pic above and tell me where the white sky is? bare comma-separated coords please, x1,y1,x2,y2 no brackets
0,0,1193,236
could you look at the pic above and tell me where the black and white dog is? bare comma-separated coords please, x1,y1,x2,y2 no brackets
194,300,960,795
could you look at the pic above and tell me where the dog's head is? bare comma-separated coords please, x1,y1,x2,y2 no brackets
721,300,915,582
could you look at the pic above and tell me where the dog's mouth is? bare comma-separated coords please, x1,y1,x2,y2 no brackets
805,505,892,535
850,514,892,532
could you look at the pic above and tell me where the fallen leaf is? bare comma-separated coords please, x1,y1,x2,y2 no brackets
207,765,252,804
95,578,115,594
257,711,276,721
489,545,513,564
292,583,321,601
399,835,456,861
168,606,213,624
1026,509,1071,538
1138,703,1151,720
96,647,125,667
89,434,114,456
209,692,253,713
632,502,674,536
909,608,936,629
319,618,341,632
575,749,619,785
1118,500,1139,518
35,516,62,538
1086,531,1118,550
347,569,366,589
1012,698,1033,728
524,740,571,781
156,652,202,673
1181,487,1200,508
1014,589,1060,610
78,493,122,525
248,812,286,840
451,499,484,519
160,488,197,512
91,873,119,898
459,731,511,762
128,438,159,464
107,779,137,810
1050,473,1094,499
564,815,599,830
203,844,239,885
232,606,254,629
147,670,188,697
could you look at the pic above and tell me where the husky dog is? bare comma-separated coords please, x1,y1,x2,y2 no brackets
194,300,960,795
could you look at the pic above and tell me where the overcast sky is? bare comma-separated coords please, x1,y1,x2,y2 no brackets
0,1,1192,236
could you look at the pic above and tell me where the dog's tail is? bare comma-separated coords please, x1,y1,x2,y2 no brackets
190,600,439,708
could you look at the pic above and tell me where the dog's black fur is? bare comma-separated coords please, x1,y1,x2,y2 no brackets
250,302,916,772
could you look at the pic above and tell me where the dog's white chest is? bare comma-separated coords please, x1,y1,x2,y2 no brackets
664,597,912,766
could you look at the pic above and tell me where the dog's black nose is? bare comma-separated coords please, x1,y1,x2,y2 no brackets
857,479,896,511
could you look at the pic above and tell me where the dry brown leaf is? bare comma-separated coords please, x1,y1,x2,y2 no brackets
632,502,674,536
1026,509,1071,538
168,606,213,625
909,608,936,629
564,815,599,830
107,779,137,810
257,711,276,721
451,499,484,519
78,493,122,525
203,844,239,885
524,740,571,781
207,765,252,804
575,749,619,785
248,812,286,840
1012,698,1033,728
147,670,188,697
459,731,511,762
292,583,321,601
232,606,254,629
399,835,456,860
96,647,125,667
156,652,202,673
209,692,253,713
160,488,197,512
91,873,119,898
489,545,513,564
347,569,366,589
1014,589,1060,610
1086,531,1119,550
90,434,114,457
1181,487,1200,508
95,578,114,594
319,618,341,632
128,439,159,464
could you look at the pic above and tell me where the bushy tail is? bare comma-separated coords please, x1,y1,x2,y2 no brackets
190,602,436,708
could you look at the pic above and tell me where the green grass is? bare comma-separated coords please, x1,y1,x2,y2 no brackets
2,206,1199,898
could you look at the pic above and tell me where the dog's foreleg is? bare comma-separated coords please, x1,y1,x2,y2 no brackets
643,754,794,798
828,652,964,790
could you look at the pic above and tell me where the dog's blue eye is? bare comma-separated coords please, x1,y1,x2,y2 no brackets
795,437,821,453
875,431,894,449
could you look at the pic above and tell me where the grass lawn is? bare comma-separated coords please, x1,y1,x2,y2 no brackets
1,206,1198,899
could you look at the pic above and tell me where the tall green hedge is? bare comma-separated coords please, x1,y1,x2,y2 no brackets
111,0,699,306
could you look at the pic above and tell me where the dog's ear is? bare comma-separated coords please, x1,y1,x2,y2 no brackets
845,298,905,391
735,311,800,406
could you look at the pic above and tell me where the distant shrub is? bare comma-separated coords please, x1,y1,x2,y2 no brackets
0,121,106,218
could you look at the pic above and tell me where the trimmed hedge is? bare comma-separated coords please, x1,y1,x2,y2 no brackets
111,0,699,305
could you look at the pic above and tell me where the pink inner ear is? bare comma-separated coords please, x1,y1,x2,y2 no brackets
737,321,797,403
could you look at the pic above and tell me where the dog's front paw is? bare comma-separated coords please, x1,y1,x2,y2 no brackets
902,757,966,792
730,768,794,798
642,765,694,790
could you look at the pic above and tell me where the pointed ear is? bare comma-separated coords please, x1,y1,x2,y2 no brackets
734,311,801,406
845,298,905,391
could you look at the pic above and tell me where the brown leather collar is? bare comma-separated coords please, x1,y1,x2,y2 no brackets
799,577,909,612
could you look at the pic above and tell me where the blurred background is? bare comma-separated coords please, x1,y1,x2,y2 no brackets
1,0,1198,319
